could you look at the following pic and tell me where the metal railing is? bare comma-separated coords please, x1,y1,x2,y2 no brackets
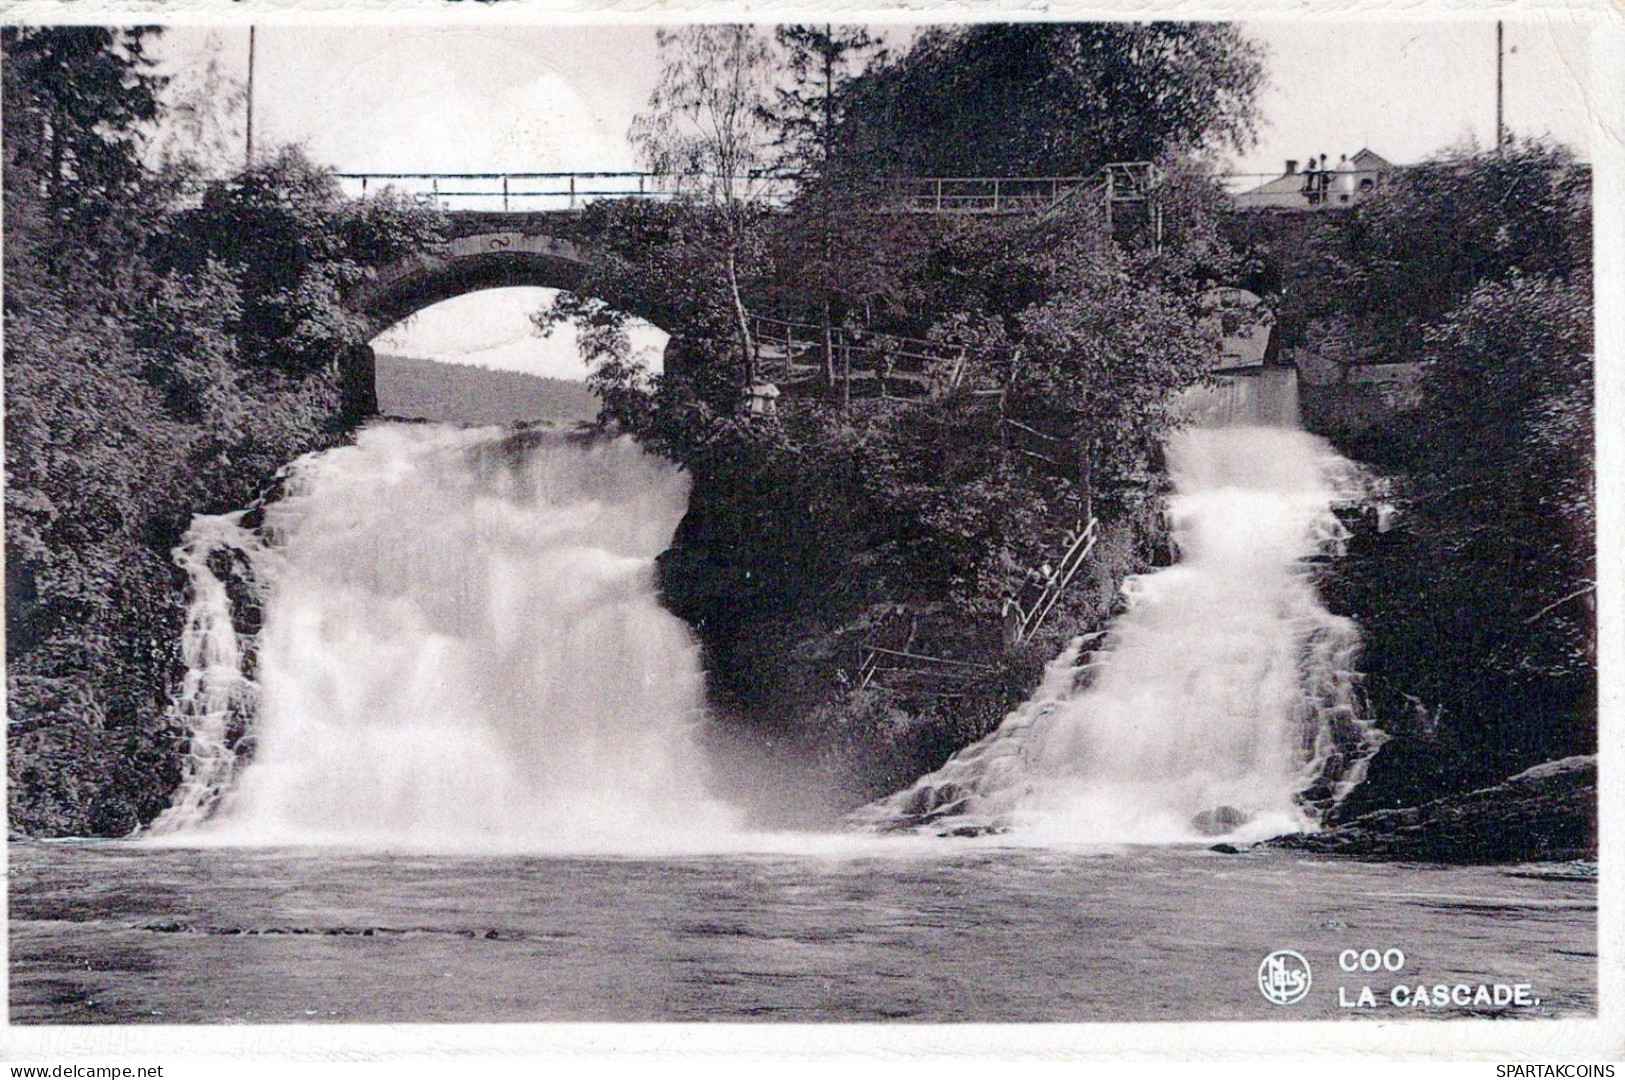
333,170,800,212
336,170,666,211
331,163,1402,216
332,170,1101,215
1003,518,1098,644
879,175,1093,215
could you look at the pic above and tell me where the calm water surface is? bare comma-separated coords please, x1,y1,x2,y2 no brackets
8,840,1596,1024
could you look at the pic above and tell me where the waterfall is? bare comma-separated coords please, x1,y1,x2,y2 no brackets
148,423,737,851
146,513,273,834
859,376,1383,843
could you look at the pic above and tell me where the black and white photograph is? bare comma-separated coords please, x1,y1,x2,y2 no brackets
2,1,1618,1064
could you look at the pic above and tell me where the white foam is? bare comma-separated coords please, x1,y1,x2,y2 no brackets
149,423,740,851
863,422,1382,843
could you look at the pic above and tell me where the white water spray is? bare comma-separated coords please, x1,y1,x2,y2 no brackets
862,374,1383,843
149,423,737,851
147,514,271,834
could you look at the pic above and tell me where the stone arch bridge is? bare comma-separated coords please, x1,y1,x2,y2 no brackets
335,166,1171,415
354,214,603,340
341,210,632,416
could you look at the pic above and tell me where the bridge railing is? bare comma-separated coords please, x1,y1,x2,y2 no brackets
335,171,665,211
332,165,1183,216
333,170,1106,215
878,176,1094,215
230,165,1405,217
334,171,800,212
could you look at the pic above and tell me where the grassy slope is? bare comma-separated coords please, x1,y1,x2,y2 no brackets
375,353,599,425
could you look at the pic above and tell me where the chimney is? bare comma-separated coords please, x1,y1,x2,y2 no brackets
1285,159,1298,175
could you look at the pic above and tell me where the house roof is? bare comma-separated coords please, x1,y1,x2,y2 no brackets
1232,173,1315,209
1231,149,1395,210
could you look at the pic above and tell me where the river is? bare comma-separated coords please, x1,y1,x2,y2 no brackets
9,840,1596,1024
12,409,1595,1029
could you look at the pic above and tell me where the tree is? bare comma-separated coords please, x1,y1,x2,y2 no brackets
769,25,886,184
4,30,445,835
631,25,777,385
834,23,1265,178
1298,146,1596,815
165,146,445,376
765,26,888,405
1230,139,1592,380
1,26,165,237
1343,141,1591,361
533,197,762,422
1415,272,1593,682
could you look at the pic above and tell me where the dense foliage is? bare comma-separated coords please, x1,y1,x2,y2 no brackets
545,23,1261,812
1266,145,1597,815
1230,142,1591,376
832,24,1264,177
4,27,444,835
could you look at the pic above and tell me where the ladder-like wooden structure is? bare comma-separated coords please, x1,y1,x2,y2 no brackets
1002,518,1100,646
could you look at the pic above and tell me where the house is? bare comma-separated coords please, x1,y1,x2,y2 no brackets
1232,149,1393,211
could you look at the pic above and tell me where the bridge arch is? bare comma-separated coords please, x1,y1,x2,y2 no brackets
341,229,680,419
353,231,604,340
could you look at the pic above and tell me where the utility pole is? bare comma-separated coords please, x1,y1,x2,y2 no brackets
246,27,257,167
1495,21,1506,155
818,26,847,410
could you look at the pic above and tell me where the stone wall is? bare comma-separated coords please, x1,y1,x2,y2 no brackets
1292,317,1423,438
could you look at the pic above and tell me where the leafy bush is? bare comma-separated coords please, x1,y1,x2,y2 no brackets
1311,151,1595,815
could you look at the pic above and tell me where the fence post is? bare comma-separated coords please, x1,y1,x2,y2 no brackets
992,177,1001,213
503,175,509,212
842,340,852,413
570,175,577,209
823,300,835,389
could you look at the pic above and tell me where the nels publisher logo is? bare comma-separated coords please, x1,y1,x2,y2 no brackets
1259,950,1312,1005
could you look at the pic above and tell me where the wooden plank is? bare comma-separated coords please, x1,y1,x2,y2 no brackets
862,645,995,670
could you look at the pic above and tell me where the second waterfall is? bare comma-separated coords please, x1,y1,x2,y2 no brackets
861,381,1385,843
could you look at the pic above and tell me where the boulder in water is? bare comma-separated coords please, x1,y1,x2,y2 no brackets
940,823,1008,839
887,782,974,826
1191,805,1251,836
1267,756,1597,863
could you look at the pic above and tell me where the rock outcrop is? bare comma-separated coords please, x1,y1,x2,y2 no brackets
1269,755,1596,863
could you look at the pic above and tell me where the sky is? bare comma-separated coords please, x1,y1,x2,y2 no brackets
1233,19,1594,179
150,18,1601,382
